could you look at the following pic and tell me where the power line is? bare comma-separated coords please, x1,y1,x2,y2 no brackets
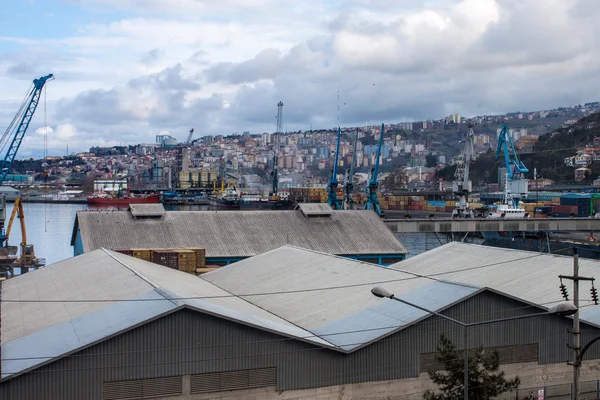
2,298,584,363
0,248,571,304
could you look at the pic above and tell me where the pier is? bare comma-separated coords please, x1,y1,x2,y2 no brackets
384,217,600,233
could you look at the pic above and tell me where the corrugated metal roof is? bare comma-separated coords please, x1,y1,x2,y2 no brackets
202,246,480,348
73,208,407,256
0,248,337,381
128,203,166,218
389,242,600,326
1,249,154,343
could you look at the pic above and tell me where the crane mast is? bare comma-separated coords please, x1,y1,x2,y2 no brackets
343,131,358,210
327,127,342,209
364,123,385,216
452,125,475,217
271,101,283,195
495,125,528,207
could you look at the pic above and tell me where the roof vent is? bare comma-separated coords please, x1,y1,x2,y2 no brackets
129,204,166,219
294,203,333,218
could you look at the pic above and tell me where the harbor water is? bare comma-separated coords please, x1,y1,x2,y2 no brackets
9,203,478,266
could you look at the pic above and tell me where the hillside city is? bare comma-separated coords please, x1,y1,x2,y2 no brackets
9,101,600,195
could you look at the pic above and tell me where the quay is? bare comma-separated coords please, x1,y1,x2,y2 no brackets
384,216,600,233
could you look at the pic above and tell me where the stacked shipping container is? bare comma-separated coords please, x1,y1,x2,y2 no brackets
114,248,210,275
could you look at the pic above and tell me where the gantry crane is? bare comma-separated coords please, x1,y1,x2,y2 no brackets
5,198,44,274
342,131,358,210
452,125,475,218
364,123,385,216
0,74,54,247
495,125,529,207
327,127,342,209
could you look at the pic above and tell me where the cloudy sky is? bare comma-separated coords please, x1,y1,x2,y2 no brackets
1,0,599,156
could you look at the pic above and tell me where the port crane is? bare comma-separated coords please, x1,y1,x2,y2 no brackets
342,131,358,210
270,101,283,197
364,123,385,216
495,125,529,207
451,125,475,218
327,127,342,209
0,74,52,277
186,128,194,144
4,198,44,273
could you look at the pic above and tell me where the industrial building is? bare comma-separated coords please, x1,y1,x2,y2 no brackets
71,204,408,265
2,244,600,399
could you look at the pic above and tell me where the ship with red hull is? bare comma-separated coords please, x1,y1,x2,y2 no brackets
87,194,161,206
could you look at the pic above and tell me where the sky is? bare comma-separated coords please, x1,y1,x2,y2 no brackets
1,0,599,157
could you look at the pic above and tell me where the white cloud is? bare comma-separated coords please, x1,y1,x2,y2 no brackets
2,0,600,153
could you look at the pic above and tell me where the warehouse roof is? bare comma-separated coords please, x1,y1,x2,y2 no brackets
0,249,331,382
71,206,407,257
3,244,575,383
388,242,600,323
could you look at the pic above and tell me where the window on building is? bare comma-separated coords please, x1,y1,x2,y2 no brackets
190,367,276,394
102,376,182,400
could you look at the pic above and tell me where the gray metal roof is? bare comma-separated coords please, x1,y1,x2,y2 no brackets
72,208,407,256
0,248,334,382
388,242,600,325
128,203,166,218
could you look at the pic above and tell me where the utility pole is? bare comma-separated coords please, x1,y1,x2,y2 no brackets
559,247,595,400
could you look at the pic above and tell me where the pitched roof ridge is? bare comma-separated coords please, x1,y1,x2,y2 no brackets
267,245,411,275
100,248,159,289
201,271,341,350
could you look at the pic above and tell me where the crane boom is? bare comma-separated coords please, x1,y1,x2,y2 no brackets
186,128,194,144
0,74,54,185
271,101,283,195
364,123,385,216
327,127,342,209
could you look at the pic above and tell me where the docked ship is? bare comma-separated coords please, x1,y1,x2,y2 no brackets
239,193,294,210
207,185,240,209
87,193,161,206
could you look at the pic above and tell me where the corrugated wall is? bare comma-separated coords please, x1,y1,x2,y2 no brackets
1,291,598,400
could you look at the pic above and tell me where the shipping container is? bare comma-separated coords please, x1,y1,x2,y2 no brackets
131,249,152,261
152,250,179,269
174,249,196,273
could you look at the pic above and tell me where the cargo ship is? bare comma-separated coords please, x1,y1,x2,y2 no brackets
207,185,240,209
87,193,161,206
239,193,294,210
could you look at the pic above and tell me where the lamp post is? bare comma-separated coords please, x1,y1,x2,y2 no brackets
371,287,577,400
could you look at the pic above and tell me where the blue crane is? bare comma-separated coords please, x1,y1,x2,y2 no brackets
0,74,54,185
364,123,385,216
327,127,342,209
0,73,54,245
342,131,358,209
495,124,529,207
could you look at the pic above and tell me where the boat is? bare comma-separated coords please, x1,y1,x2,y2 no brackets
239,193,294,210
487,172,528,219
87,193,161,205
207,185,240,209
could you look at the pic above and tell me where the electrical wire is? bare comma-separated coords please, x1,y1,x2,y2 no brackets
2,299,587,363
0,247,577,304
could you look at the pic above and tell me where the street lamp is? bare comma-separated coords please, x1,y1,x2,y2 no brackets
371,286,577,400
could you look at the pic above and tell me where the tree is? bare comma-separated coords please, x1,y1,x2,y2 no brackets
423,334,534,400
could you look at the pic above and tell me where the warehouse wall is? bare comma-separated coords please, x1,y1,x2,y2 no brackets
1,290,598,400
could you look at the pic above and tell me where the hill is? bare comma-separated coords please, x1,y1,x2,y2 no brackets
436,111,600,185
